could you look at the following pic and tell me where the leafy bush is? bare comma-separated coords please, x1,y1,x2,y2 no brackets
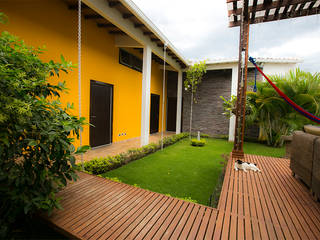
82,133,188,174
191,139,206,147
164,194,197,203
246,69,320,147
221,69,320,147
0,28,88,237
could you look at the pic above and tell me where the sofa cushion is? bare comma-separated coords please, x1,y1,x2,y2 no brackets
304,125,320,136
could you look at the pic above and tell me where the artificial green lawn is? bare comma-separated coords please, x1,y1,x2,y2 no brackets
102,138,285,205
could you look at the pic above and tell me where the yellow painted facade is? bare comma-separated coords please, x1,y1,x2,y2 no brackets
0,0,167,147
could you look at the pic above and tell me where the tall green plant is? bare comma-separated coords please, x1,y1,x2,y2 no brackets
221,68,320,147
0,28,88,236
184,60,206,138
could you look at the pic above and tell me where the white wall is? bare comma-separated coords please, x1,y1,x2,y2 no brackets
263,63,298,76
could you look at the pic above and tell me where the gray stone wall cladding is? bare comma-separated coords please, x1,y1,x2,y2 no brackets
182,69,232,137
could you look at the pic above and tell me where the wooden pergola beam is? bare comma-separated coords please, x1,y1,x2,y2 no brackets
84,14,103,19
97,23,115,28
134,23,144,28
229,5,320,26
150,38,160,42
109,30,125,34
123,13,134,19
108,1,120,8
228,0,320,27
228,0,311,15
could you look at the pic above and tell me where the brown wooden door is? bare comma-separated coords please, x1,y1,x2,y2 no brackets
150,94,160,134
90,80,113,147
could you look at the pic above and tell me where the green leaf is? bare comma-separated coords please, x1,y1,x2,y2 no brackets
28,140,37,146
75,145,90,155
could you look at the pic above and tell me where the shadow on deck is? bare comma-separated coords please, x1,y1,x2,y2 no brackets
42,155,320,239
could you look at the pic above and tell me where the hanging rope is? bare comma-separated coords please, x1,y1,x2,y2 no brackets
78,0,84,170
253,66,257,92
249,57,320,124
161,43,167,150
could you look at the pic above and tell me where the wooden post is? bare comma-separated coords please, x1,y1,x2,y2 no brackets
232,0,250,159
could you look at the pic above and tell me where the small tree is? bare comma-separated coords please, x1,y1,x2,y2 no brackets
0,22,88,237
184,61,206,138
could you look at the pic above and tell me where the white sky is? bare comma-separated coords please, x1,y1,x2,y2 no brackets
132,0,320,72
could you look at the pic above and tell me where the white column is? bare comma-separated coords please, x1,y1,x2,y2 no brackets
176,70,183,134
141,45,152,146
228,65,238,142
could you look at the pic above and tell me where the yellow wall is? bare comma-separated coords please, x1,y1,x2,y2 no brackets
0,0,166,147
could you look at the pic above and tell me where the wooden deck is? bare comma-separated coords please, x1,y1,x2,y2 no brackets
215,155,320,240
43,155,320,239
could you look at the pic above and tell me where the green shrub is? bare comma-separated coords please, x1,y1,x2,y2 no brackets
82,133,188,175
164,194,197,203
105,177,122,183
191,139,206,147
0,28,88,237
222,69,320,147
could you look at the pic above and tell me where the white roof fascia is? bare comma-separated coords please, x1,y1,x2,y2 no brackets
120,0,189,67
82,0,184,71
206,57,303,65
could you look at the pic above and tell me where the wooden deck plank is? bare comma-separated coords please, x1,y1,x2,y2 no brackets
71,186,141,233
50,178,118,223
220,158,235,240
169,203,195,239
145,200,184,240
87,192,159,239
241,165,253,240
246,168,269,240
55,181,128,226
229,163,238,240
248,157,277,240
76,187,149,238
195,208,215,240
155,201,189,240
272,157,320,230
253,155,307,240
187,206,206,240
42,154,320,240
135,198,179,240
237,170,245,240
112,195,169,239
253,155,318,239
178,204,200,239
212,205,226,240
248,156,292,239
217,158,233,210
122,197,175,239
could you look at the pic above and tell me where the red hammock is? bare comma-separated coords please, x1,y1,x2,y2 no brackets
249,57,320,124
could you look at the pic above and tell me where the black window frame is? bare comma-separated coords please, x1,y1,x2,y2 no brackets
119,48,142,72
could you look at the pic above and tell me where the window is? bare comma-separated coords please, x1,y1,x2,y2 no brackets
119,49,142,72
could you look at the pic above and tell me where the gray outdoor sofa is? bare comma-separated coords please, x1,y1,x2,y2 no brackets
290,130,320,200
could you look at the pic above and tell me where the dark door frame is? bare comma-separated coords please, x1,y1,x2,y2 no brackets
166,97,177,132
150,93,160,134
90,80,114,148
